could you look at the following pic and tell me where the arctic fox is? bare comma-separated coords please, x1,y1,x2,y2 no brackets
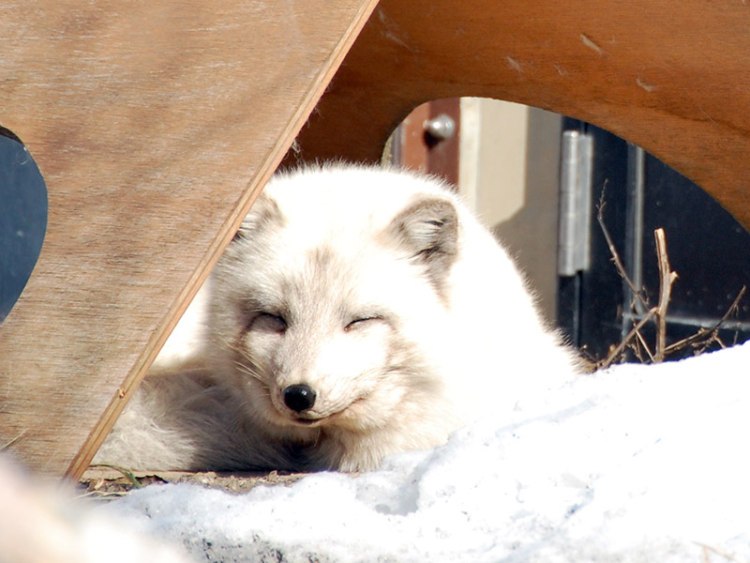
96,164,582,472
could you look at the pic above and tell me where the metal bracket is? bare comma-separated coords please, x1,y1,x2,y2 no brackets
558,130,594,276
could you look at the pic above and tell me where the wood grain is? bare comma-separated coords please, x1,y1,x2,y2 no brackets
6,0,750,480
289,0,750,230
0,0,378,478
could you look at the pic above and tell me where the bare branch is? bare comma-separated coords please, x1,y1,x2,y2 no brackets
598,308,658,369
664,328,709,355
595,206,744,367
653,228,678,362
665,285,746,356
596,191,648,310
633,328,656,363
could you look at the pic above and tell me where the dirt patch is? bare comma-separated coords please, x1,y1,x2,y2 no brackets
80,466,307,498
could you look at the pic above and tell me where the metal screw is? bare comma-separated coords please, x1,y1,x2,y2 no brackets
423,113,456,141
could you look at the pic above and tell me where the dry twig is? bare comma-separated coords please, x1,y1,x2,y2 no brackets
653,228,678,362
1,430,26,451
88,463,143,488
665,285,747,356
596,191,745,367
599,308,657,369
597,190,648,310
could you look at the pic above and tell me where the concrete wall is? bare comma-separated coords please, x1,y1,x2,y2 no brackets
458,99,562,324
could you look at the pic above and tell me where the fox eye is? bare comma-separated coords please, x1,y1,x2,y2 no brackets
345,316,383,332
251,312,287,334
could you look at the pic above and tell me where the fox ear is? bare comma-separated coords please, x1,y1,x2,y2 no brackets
389,197,459,290
233,193,283,242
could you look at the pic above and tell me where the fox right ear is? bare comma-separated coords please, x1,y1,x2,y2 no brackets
233,193,283,242
388,196,459,293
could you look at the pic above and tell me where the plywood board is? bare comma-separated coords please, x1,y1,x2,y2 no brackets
289,0,750,230
0,0,378,478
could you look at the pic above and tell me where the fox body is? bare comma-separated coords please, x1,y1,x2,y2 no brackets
97,165,581,472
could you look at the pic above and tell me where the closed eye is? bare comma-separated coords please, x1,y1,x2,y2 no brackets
251,312,288,334
344,315,384,332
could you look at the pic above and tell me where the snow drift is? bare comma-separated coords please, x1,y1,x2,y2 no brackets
97,341,750,562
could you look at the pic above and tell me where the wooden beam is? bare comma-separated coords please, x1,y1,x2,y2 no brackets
0,0,378,478
290,0,750,230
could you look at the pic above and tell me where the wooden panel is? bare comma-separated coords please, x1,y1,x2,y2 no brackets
395,103,430,172
0,0,378,478
395,99,461,187
289,0,750,230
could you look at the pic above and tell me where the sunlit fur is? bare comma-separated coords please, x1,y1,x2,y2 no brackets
97,164,583,472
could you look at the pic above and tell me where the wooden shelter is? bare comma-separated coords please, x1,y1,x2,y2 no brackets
1,0,748,479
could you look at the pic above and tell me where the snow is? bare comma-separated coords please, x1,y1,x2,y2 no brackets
96,342,750,561
0,343,744,561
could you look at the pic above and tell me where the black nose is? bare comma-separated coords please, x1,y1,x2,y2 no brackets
283,383,317,412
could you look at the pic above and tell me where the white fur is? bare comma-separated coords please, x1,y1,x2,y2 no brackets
0,455,189,562
96,164,582,472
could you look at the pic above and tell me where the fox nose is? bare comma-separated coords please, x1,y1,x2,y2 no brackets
283,383,317,412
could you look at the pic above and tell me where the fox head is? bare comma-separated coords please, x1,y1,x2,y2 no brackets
208,166,463,441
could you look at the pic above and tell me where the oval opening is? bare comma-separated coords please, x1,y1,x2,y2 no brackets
386,98,750,364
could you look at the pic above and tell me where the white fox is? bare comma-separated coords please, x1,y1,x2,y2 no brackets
96,164,582,472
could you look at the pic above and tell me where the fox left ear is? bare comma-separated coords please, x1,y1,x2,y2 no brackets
388,197,459,291
232,193,284,242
